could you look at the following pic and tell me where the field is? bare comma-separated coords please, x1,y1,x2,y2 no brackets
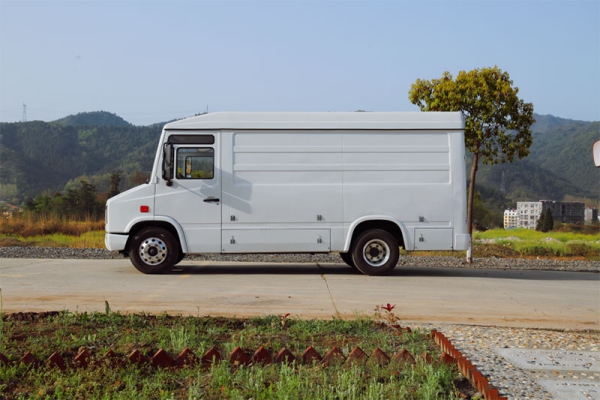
0,215,105,248
473,227,600,259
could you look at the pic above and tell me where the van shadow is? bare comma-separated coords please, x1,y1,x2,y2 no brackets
170,263,598,281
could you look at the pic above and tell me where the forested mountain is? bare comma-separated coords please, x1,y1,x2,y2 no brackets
529,120,598,192
530,113,591,133
0,112,162,201
475,114,598,205
0,111,598,222
53,111,132,127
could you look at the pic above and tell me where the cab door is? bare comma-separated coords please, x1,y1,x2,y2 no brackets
154,133,221,253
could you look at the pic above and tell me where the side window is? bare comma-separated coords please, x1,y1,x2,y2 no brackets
176,148,214,179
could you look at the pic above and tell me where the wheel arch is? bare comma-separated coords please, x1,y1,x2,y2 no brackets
124,217,188,256
344,217,406,252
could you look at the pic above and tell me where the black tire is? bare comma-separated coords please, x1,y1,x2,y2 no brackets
339,252,357,269
175,252,185,265
129,227,179,274
351,229,399,276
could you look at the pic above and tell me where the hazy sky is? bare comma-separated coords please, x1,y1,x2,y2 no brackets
1,0,598,125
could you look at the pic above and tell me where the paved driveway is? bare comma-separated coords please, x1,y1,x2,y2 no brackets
1,259,598,330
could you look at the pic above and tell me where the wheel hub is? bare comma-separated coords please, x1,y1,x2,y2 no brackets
139,237,167,265
363,239,390,267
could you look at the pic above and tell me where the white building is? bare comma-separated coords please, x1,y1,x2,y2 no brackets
584,208,599,225
503,209,518,229
516,201,542,230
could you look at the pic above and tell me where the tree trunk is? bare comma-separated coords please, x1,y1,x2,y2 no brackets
466,152,479,263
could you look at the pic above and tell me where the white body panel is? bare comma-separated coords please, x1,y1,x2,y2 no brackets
105,112,469,255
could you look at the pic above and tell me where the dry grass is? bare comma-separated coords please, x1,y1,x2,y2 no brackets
0,213,104,237
0,214,106,248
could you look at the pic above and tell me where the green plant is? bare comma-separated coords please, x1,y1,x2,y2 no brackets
169,327,192,353
0,289,4,353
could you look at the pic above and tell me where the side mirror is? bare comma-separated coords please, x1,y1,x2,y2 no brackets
162,143,174,186
594,140,600,167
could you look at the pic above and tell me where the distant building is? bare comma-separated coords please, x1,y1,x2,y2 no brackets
541,201,585,224
503,209,517,229
516,200,586,229
516,202,543,229
584,208,598,225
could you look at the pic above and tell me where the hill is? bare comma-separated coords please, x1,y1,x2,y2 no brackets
475,114,598,204
54,111,132,127
530,113,591,133
528,121,599,193
0,119,161,201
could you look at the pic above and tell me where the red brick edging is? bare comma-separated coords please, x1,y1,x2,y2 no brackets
431,329,506,400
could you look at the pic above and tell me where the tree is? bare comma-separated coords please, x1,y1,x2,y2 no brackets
130,170,150,186
409,66,535,262
536,209,545,232
108,172,121,198
64,180,102,219
471,190,495,231
543,208,554,232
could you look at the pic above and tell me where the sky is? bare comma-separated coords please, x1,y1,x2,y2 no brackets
1,0,599,126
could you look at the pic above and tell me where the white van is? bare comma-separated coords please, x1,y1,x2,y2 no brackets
105,112,469,275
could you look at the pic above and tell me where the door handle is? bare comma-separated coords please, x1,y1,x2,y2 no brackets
203,197,220,203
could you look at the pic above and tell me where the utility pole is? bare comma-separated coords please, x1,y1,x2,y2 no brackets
22,103,27,122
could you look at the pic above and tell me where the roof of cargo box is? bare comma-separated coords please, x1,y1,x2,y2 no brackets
164,112,464,131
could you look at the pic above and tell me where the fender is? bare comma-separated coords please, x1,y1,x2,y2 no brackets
344,215,410,252
125,216,190,254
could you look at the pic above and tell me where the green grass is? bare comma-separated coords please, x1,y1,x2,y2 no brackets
0,312,464,399
474,227,600,243
474,228,600,258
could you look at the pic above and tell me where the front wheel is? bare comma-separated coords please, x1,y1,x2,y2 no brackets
129,227,179,274
351,229,399,276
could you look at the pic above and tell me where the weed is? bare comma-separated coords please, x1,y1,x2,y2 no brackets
0,289,4,353
69,332,98,347
169,327,192,353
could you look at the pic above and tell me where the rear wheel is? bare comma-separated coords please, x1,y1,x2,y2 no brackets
351,229,399,276
129,227,179,274
339,252,357,269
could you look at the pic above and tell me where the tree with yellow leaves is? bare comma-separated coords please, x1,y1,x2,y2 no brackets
409,66,535,262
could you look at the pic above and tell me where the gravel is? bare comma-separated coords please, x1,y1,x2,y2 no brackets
2,246,598,399
1,246,598,273
411,323,600,400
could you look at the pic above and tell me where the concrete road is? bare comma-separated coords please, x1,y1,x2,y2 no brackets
1,258,598,330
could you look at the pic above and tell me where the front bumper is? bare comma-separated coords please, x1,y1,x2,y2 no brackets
105,233,128,252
